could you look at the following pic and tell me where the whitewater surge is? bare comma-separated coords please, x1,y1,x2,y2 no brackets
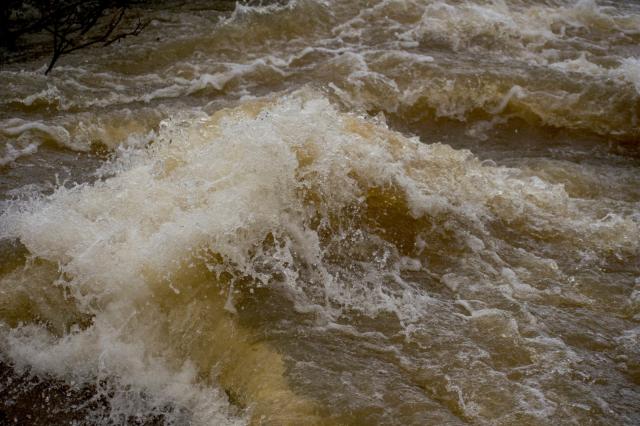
1,0,640,424
1,89,638,423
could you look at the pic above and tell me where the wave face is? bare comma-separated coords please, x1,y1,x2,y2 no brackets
1,1,639,425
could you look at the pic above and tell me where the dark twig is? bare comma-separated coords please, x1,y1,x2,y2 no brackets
1,1,147,75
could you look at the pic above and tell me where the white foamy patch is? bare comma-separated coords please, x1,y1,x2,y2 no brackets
1,118,71,146
0,141,40,167
394,0,640,62
550,52,607,75
223,0,303,24
1,322,242,426
141,58,287,103
617,57,640,94
20,84,67,108
550,53,640,94
0,117,106,152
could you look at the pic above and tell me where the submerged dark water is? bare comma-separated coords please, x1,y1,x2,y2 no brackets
1,0,639,424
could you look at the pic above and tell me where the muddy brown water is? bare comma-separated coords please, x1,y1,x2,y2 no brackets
1,1,639,424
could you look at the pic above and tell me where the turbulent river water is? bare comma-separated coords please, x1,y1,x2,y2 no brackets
1,0,640,424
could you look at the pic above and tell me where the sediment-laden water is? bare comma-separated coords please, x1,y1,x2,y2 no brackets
1,0,639,424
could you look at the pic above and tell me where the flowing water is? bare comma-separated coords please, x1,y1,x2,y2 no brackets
1,0,639,424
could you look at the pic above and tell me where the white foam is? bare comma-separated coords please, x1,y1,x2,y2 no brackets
0,141,40,167
1,118,71,146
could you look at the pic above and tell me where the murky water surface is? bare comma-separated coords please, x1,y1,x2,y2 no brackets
1,0,639,424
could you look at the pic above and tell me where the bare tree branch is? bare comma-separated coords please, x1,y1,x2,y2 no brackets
1,1,148,75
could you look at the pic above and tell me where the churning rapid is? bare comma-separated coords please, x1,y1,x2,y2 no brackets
1,0,639,424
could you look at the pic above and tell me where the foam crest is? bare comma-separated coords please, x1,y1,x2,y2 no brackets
2,88,637,317
398,0,640,58
1,119,70,146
